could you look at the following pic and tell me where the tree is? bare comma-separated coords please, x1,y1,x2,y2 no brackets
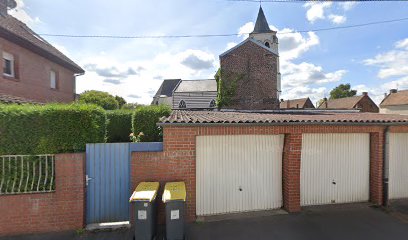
78,90,119,110
115,96,127,108
329,84,357,100
122,103,143,110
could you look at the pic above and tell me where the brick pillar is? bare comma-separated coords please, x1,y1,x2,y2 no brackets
370,132,384,205
282,133,302,212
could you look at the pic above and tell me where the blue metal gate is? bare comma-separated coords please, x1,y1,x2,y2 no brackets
86,143,130,224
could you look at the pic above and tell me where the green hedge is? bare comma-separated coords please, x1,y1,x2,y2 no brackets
0,104,106,155
132,105,171,142
106,110,133,143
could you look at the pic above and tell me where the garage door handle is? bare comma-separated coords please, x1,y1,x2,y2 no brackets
332,181,336,185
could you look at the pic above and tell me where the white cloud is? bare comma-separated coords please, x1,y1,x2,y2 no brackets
278,30,320,61
238,22,254,39
339,2,357,11
9,0,41,26
360,38,408,104
303,2,332,23
77,49,217,104
396,39,408,49
281,60,347,88
364,38,408,79
328,14,346,25
180,50,215,70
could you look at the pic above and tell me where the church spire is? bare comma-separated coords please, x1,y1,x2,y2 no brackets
252,6,273,34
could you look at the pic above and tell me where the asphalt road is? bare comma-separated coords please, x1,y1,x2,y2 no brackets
3,203,408,240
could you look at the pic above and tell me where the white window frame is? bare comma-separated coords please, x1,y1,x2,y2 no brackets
3,52,15,78
50,70,57,89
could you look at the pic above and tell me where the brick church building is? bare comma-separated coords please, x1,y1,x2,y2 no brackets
219,6,281,110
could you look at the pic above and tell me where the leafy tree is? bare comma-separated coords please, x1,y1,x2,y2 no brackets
329,84,357,100
122,103,143,110
78,90,119,110
115,95,127,109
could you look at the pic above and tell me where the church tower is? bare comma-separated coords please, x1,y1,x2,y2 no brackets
249,6,279,55
219,6,281,110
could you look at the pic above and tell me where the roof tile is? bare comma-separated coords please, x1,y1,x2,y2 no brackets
160,110,408,125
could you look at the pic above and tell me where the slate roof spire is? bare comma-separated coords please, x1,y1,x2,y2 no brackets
252,6,273,34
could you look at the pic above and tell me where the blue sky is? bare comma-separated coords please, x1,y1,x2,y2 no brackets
10,0,408,105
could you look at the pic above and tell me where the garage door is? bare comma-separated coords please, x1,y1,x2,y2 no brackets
196,135,283,216
389,133,408,199
301,133,370,206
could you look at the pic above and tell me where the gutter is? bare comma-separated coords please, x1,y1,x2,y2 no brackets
383,126,390,206
157,122,408,127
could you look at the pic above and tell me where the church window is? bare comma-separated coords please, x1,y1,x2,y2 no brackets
178,100,186,108
265,41,270,48
209,99,216,108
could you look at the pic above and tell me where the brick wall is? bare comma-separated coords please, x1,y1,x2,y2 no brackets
131,124,408,222
0,38,77,103
220,40,279,110
0,153,85,237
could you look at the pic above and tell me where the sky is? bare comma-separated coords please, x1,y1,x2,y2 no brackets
9,0,408,106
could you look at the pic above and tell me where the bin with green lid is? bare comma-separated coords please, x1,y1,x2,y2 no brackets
130,182,160,240
162,182,186,240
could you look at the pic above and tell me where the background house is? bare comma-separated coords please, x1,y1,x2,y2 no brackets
318,92,379,113
280,98,315,109
0,2,84,104
172,79,217,110
151,79,181,106
380,89,408,115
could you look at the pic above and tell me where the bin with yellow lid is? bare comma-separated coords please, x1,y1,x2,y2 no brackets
163,182,186,240
130,182,159,240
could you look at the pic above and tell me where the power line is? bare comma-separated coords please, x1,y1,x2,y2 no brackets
38,16,408,39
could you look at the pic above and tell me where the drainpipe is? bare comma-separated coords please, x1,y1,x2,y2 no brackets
383,126,390,207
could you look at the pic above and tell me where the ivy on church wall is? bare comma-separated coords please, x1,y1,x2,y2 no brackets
215,68,243,110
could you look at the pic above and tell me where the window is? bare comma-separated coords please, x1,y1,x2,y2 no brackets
3,52,15,78
50,70,57,89
209,99,216,108
264,41,270,48
178,100,186,108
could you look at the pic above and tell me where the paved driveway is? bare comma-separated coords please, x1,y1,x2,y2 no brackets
3,203,408,240
188,203,408,240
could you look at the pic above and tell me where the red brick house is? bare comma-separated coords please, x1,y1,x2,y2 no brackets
0,3,84,104
280,97,315,109
318,92,379,113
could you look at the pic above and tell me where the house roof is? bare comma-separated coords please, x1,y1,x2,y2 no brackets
0,93,41,104
380,90,408,107
159,110,408,125
153,79,181,98
318,96,364,109
174,80,217,93
252,6,274,34
280,98,314,109
0,15,84,73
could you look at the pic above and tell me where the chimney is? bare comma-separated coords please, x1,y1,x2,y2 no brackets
323,97,328,108
362,92,368,96
390,89,398,94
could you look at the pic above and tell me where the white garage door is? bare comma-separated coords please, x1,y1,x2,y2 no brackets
196,135,283,216
301,133,370,206
389,133,408,199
